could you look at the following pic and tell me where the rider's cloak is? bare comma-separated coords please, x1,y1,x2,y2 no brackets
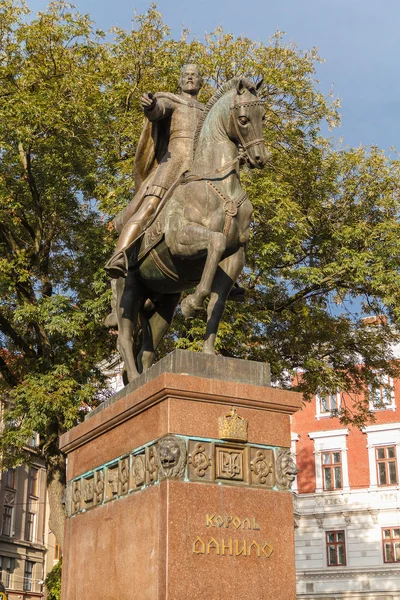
113,92,200,233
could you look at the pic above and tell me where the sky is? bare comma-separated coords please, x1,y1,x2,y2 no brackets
26,0,400,152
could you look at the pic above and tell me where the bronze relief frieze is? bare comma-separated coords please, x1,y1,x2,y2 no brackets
65,433,296,518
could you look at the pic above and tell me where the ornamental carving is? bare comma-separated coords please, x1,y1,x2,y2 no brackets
83,478,94,505
119,457,129,495
146,445,158,484
95,470,104,504
250,449,274,487
369,509,379,524
215,445,246,481
218,408,248,442
314,514,324,529
65,435,301,518
106,467,119,499
72,480,81,513
342,511,352,526
132,454,145,488
157,435,187,480
4,491,15,506
188,442,212,479
275,449,298,490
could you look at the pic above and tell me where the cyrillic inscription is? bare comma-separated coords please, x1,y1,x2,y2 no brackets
192,536,273,558
192,515,273,558
206,514,260,530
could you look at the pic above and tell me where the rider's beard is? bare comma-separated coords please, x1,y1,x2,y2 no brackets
182,81,199,95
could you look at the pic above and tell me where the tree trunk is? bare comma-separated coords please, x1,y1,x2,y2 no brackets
46,454,66,550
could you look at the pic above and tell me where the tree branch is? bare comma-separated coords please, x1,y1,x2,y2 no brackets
18,142,43,253
0,312,36,359
0,353,18,387
269,271,346,313
0,223,20,255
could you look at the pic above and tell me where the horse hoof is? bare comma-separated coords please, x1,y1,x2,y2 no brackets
202,347,216,356
104,311,118,328
181,295,201,319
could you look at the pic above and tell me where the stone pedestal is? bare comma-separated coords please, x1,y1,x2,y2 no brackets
60,350,302,600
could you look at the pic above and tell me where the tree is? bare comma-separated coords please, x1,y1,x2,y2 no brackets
1,0,400,549
0,0,115,545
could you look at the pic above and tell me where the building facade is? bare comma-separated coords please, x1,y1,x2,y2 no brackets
0,402,59,600
292,375,400,599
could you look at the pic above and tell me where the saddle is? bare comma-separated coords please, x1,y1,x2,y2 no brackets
134,207,167,266
129,177,248,269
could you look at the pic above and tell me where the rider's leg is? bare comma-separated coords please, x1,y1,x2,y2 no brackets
105,194,162,279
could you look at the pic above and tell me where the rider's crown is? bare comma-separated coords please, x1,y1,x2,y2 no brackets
218,408,248,443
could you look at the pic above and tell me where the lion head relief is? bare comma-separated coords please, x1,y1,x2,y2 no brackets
276,449,298,490
157,435,187,480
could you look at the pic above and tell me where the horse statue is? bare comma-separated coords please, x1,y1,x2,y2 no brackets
115,77,268,382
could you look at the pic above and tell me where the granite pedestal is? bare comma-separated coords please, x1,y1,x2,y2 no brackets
59,350,302,600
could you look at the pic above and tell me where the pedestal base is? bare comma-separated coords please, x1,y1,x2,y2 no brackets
60,351,302,600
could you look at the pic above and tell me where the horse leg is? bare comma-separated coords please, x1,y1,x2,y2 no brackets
116,270,144,382
138,293,181,371
203,246,245,355
168,223,226,319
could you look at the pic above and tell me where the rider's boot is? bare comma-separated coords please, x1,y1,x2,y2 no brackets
105,192,164,279
104,221,142,279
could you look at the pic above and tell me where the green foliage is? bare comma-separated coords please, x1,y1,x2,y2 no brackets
0,1,115,477
1,1,400,495
45,558,62,600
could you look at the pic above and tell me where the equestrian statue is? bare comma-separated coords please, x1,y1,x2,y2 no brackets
105,64,269,383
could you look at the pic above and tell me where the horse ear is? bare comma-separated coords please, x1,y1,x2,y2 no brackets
255,77,264,91
236,78,246,95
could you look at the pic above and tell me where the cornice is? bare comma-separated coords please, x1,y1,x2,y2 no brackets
297,567,400,580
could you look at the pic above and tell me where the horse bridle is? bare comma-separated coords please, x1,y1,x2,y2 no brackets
229,94,265,155
182,91,266,184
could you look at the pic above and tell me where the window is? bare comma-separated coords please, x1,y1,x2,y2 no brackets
376,446,397,486
26,512,36,543
316,391,341,418
4,469,15,489
309,429,350,493
29,467,39,497
26,433,39,448
321,394,338,413
383,528,400,563
1,506,13,537
326,530,346,566
322,451,342,490
0,556,14,588
369,374,395,410
23,561,34,592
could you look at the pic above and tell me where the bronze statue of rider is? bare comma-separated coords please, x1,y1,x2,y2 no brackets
105,64,204,278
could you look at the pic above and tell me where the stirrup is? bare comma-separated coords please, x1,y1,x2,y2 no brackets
104,250,128,279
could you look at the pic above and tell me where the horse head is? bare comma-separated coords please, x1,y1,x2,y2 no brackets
229,77,269,169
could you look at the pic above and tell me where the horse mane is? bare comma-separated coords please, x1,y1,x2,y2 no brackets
193,76,256,156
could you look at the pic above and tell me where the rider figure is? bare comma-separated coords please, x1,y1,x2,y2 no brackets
105,64,204,279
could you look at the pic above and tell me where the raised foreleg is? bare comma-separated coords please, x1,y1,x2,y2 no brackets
203,246,245,355
166,218,227,319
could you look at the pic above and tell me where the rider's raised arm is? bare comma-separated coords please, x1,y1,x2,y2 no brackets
142,93,173,123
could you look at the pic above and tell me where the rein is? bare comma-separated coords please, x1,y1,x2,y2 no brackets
181,93,265,185
178,92,265,238
229,99,265,153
